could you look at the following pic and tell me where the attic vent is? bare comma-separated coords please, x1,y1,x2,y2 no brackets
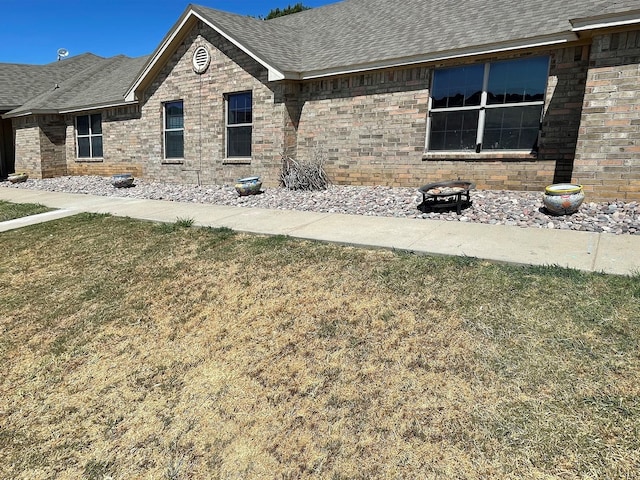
192,46,210,74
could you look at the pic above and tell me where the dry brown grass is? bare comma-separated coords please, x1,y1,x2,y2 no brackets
1,214,639,479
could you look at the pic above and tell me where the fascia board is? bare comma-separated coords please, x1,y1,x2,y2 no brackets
296,32,579,80
571,11,640,32
59,100,139,114
2,109,58,119
125,8,286,102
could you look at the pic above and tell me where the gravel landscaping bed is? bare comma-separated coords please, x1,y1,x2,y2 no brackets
2,175,639,235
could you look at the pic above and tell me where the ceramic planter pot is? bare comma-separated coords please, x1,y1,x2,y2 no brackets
111,173,134,188
235,176,262,196
542,183,585,215
8,173,28,183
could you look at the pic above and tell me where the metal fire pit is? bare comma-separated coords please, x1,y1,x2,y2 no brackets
418,180,475,215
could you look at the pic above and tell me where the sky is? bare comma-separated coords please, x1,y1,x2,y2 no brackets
1,0,335,65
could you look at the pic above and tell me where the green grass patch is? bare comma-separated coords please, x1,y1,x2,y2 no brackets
0,213,638,478
0,200,53,221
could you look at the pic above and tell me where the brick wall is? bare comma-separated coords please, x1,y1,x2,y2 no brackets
293,47,588,192
13,115,68,178
132,22,287,186
573,29,640,201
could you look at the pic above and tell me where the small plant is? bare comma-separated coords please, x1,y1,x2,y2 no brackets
174,217,195,228
281,149,330,191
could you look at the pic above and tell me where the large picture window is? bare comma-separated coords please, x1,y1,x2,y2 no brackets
164,101,184,159
76,114,103,158
226,91,252,158
427,56,549,152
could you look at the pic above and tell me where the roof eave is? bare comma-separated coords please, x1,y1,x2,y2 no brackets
297,32,579,80
2,108,59,119
571,10,640,32
59,100,139,114
125,7,286,102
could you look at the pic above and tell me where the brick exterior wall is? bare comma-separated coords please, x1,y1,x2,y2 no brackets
14,115,69,178
10,22,640,201
293,47,588,193
573,29,640,201
130,21,287,186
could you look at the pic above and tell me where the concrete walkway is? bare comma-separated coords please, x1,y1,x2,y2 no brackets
1,188,638,276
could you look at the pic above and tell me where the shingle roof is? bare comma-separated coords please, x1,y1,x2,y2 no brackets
187,0,640,78
5,0,640,114
264,0,627,75
0,53,104,110
4,55,149,117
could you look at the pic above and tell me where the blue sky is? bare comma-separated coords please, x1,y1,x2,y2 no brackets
1,0,335,65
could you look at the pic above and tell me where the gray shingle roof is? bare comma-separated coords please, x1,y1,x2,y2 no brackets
4,0,640,115
0,53,104,110
188,0,640,77
4,55,149,116
263,0,632,74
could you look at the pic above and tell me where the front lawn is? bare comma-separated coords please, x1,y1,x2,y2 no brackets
0,214,638,479
0,200,52,222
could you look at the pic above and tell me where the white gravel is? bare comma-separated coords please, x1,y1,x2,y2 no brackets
2,175,639,235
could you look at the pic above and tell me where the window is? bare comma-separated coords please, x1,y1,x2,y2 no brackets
164,101,184,159
427,56,549,152
76,114,103,158
226,92,252,158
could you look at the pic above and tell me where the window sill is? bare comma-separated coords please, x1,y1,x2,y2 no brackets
161,159,185,165
75,158,103,163
223,157,252,165
423,151,538,161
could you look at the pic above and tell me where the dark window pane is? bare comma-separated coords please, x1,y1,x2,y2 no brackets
431,64,484,108
91,136,103,157
483,105,542,150
91,114,102,134
165,131,184,158
228,92,252,124
77,115,89,135
165,101,184,129
227,126,252,157
487,57,549,105
78,137,91,157
429,111,479,151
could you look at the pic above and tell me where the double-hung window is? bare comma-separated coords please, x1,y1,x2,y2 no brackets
427,56,549,152
76,114,103,158
226,91,252,158
164,101,184,159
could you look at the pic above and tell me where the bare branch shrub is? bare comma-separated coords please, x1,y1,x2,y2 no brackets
281,150,330,191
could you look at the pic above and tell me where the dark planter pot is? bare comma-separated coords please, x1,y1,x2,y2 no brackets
111,173,135,188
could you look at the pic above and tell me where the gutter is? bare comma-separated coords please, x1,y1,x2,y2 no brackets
571,10,640,32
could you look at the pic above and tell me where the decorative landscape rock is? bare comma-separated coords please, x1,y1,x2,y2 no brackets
1,175,638,235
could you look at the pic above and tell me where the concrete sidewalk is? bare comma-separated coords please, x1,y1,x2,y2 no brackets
1,187,638,276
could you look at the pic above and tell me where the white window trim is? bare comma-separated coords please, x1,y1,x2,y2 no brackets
425,58,548,153
163,101,184,160
225,91,253,159
75,114,103,158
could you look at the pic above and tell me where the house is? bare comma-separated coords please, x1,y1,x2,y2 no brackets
2,0,640,201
